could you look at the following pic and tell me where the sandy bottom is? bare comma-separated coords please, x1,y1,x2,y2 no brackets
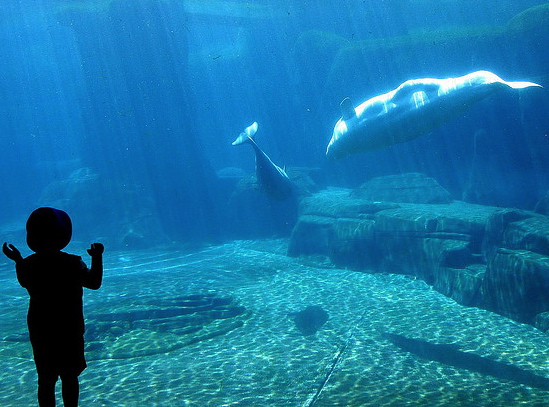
1,239,549,406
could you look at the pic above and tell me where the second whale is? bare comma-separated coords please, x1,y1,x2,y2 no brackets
326,70,542,160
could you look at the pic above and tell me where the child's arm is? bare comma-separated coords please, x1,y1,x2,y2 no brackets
2,243,22,263
2,242,30,288
3,243,30,288
84,242,104,290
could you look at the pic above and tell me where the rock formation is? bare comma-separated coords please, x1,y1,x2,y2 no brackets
288,173,549,330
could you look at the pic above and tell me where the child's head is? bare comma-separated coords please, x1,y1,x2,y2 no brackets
26,207,72,253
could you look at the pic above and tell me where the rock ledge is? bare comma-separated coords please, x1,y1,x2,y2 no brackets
288,175,549,330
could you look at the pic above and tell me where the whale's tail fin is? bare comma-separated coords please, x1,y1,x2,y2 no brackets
504,80,543,89
232,122,259,146
474,71,543,89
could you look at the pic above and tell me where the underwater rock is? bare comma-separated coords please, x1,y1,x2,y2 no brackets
225,166,322,239
482,248,549,324
351,173,453,204
285,167,325,197
433,264,485,307
482,209,549,261
374,205,488,284
39,168,168,248
289,186,491,274
287,187,390,268
288,214,377,269
226,178,298,239
289,305,329,336
288,176,549,330
498,216,549,256
533,312,549,333
288,188,396,266
299,187,399,218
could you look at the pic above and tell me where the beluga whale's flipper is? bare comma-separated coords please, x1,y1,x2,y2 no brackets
232,122,293,200
340,97,357,120
326,70,543,160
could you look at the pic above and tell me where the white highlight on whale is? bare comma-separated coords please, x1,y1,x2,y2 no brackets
326,70,542,160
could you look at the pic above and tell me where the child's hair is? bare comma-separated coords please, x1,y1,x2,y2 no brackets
26,207,72,253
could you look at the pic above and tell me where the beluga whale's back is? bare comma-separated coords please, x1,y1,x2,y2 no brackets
326,70,542,160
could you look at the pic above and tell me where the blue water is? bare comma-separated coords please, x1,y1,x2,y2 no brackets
0,0,547,244
0,1,548,405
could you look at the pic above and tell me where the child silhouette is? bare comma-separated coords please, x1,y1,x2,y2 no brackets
3,207,104,407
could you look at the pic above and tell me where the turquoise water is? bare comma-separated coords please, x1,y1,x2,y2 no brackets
2,239,549,406
0,2,548,405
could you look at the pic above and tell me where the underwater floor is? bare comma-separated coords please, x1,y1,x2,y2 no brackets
1,239,549,406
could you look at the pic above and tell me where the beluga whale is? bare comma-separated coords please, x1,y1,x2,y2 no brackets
232,122,293,200
326,70,542,160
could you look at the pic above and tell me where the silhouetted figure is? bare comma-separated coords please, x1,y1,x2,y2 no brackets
3,207,104,407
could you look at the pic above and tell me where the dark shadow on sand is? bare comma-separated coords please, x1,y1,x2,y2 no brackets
384,332,549,391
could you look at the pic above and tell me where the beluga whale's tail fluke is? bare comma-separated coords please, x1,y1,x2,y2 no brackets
232,122,294,201
326,70,543,160
472,70,542,90
232,121,258,146
504,80,542,89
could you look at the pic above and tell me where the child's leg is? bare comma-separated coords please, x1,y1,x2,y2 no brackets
60,374,79,407
37,373,57,407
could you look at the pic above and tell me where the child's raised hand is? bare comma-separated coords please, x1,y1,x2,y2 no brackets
3,242,23,263
87,243,104,257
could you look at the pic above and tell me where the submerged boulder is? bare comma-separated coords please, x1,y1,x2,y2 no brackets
225,167,321,239
483,248,549,324
39,168,168,249
287,188,395,268
351,173,453,204
288,173,549,330
481,211,549,323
